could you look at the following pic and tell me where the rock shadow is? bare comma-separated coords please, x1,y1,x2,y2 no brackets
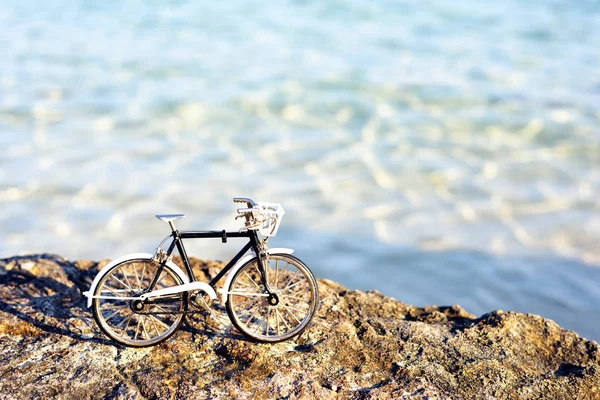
0,254,116,347
182,312,256,343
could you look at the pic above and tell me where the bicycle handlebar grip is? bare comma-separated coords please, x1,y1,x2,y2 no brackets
233,197,257,207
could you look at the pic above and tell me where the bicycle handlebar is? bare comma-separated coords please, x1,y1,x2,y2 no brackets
233,197,257,208
233,199,284,237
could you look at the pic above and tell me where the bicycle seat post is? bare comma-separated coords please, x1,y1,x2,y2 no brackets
155,214,186,232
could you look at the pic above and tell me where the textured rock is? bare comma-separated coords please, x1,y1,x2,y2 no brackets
0,254,599,399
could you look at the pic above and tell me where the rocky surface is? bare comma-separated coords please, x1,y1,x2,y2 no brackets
0,254,599,399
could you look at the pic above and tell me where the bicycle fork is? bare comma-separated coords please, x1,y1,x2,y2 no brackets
254,243,280,306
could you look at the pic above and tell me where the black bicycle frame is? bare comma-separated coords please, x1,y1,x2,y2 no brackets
147,228,267,292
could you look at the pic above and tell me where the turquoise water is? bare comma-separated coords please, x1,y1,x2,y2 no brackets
1,1,599,339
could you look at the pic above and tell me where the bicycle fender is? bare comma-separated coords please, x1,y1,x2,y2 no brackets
219,248,294,304
84,253,190,308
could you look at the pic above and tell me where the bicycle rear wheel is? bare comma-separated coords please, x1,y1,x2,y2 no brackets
226,254,319,342
92,259,186,347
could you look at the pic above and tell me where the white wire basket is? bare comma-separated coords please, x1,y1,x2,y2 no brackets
253,202,285,237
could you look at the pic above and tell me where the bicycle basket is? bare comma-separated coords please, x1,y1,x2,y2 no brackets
253,202,285,237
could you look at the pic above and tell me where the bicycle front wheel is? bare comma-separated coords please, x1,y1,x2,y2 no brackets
226,254,319,342
92,259,186,347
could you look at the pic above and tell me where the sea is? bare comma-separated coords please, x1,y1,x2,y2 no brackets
1,0,599,340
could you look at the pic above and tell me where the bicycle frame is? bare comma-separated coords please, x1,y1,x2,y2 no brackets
147,228,268,293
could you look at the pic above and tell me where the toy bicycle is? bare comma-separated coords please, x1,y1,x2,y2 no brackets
84,198,319,347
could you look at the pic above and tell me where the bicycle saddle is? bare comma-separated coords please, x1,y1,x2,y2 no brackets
155,214,185,222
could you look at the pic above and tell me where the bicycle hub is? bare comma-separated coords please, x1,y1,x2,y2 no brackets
267,293,279,306
131,300,145,312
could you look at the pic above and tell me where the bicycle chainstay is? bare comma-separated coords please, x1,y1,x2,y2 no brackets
134,298,217,316
132,309,207,315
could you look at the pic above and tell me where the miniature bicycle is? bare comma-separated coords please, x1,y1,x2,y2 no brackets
84,198,319,347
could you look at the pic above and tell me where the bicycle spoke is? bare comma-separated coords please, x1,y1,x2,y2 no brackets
265,308,270,337
252,310,267,334
132,263,142,289
244,271,261,289
111,275,131,291
150,314,170,329
281,304,303,324
133,318,141,340
234,295,257,311
276,308,290,330
229,291,267,297
281,294,311,303
154,304,179,312
116,313,133,329
278,262,291,283
282,269,300,291
149,314,160,336
120,267,134,292
238,299,262,319
153,306,178,324
141,317,150,340
283,302,309,313
237,280,257,289
103,309,121,322
282,279,305,294
100,304,124,310
151,307,173,320
282,303,308,315
152,313,172,328
140,262,147,287
245,304,263,326
274,260,279,288
103,286,125,298
156,271,167,286
103,284,126,294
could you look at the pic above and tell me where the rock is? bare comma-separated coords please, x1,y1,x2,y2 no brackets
0,254,598,399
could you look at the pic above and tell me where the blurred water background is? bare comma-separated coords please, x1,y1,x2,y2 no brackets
1,1,600,340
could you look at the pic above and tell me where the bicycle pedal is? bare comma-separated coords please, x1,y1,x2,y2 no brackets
191,292,219,319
